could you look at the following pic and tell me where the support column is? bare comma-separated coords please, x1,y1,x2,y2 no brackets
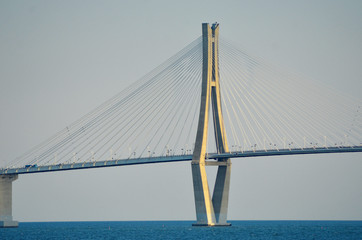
0,174,18,228
191,23,231,226
191,23,216,226
210,22,232,226
212,162,231,224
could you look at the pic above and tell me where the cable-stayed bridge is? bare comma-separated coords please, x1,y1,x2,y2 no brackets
0,23,361,227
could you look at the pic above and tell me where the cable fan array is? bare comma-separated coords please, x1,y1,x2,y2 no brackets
218,37,361,153
3,38,203,169
2,35,361,169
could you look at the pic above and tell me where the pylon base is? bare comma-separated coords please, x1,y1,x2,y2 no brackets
0,220,18,228
192,222,231,227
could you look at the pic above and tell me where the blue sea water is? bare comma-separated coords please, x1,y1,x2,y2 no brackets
1,221,362,240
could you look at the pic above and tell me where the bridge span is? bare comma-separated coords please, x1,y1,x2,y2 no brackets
2,146,361,175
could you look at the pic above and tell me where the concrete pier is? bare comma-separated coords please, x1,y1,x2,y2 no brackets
0,174,18,228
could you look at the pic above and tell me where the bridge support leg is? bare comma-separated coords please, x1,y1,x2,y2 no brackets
192,161,231,226
0,174,18,228
191,162,216,226
212,161,231,225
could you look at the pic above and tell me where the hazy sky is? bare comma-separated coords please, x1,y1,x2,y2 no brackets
0,0,361,221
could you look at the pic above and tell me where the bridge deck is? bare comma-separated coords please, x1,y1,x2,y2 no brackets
1,146,361,175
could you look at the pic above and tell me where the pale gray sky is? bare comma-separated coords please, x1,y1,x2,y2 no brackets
0,0,361,221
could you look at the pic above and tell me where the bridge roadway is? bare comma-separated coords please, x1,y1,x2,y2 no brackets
1,146,361,175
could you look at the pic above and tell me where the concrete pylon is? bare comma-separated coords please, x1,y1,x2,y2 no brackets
191,23,231,226
0,174,18,228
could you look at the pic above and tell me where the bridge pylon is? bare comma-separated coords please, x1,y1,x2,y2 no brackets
191,23,231,226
